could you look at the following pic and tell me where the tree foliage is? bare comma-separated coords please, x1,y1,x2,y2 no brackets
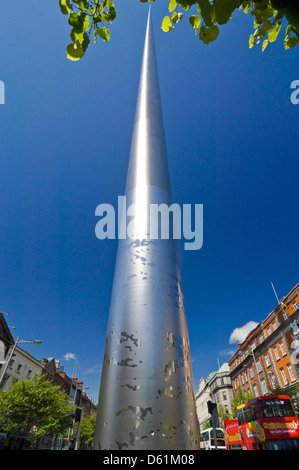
78,413,97,449
229,386,255,418
59,0,299,61
0,375,75,445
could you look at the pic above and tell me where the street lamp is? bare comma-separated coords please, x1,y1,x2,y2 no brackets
0,336,42,386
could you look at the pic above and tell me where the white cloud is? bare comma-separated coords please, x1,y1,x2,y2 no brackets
63,352,77,361
229,321,258,344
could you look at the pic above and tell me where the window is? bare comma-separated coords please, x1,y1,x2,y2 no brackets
223,391,227,401
260,378,267,395
273,346,280,361
237,408,245,425
269,373,277,388
251,342,256,351
250,367,254,379
16,363,22,373
253,384,258,397
279,341,287,356
287,363,296,382
256,360,262,374
267,327,271,336
280,367,288,385
8,359,14,369
260,398,295,418
259,334,264,344
264,353,271,367
273,321,277,330
283,311,288,320
293,301,299,311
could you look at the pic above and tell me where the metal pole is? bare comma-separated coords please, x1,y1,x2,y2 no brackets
74,408,83,450
210,415,218,450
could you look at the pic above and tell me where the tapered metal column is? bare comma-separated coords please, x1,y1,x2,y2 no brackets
94,10,200,450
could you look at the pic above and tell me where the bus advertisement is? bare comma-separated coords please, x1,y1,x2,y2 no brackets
224,395,299,450
223,420,243,450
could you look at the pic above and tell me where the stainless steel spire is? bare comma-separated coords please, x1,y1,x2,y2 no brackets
94,10,200,450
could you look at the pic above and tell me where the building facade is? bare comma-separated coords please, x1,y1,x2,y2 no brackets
1,346,43,391
229,283,299,397
195,363,234,429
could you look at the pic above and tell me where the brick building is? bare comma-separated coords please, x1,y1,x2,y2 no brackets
229,282,299,397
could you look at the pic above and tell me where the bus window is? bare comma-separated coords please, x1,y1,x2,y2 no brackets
250,402,259,421
244,405,252,423
210,429,226,448
259,398,296,419
237,408,245,425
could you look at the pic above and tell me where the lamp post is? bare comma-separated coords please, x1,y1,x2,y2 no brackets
0,336,42,386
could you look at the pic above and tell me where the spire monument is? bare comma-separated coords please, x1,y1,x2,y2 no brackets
94,10,200,450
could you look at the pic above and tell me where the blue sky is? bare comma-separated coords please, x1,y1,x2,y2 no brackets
0,1,298,401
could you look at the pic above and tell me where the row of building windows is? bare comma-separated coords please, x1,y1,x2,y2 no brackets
233,362,296,393
8,358,34,378
230,300,299,372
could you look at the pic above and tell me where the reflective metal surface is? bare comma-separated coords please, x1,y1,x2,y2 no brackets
94,10,200,450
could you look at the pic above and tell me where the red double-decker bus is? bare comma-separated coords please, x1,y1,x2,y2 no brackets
224,395,299,450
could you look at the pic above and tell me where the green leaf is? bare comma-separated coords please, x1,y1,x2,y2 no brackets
96,26,110,42
284,36,299,49
169,0,177,13
162,16,174,32
254,26,266,40
243,1,251,14
197,0,215,27
268,21,282,42
249,34,255,48
105,6,117,22
198,24,219,44
214,0,239,26
251,5,274,24
70,28,85,44
171,11,183,24
189,15,201,34
67,41,85,61
75,0,89,12
59,0,72,15
262,39,268,51
177,0,196,10
82,13,90,31
263,19,273,31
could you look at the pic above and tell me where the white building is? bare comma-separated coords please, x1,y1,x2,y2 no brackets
0,345,43,391
195,363,234,430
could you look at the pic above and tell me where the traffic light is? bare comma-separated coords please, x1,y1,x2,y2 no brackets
74,408,82,422
207,400,219,428
207,401,217,415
